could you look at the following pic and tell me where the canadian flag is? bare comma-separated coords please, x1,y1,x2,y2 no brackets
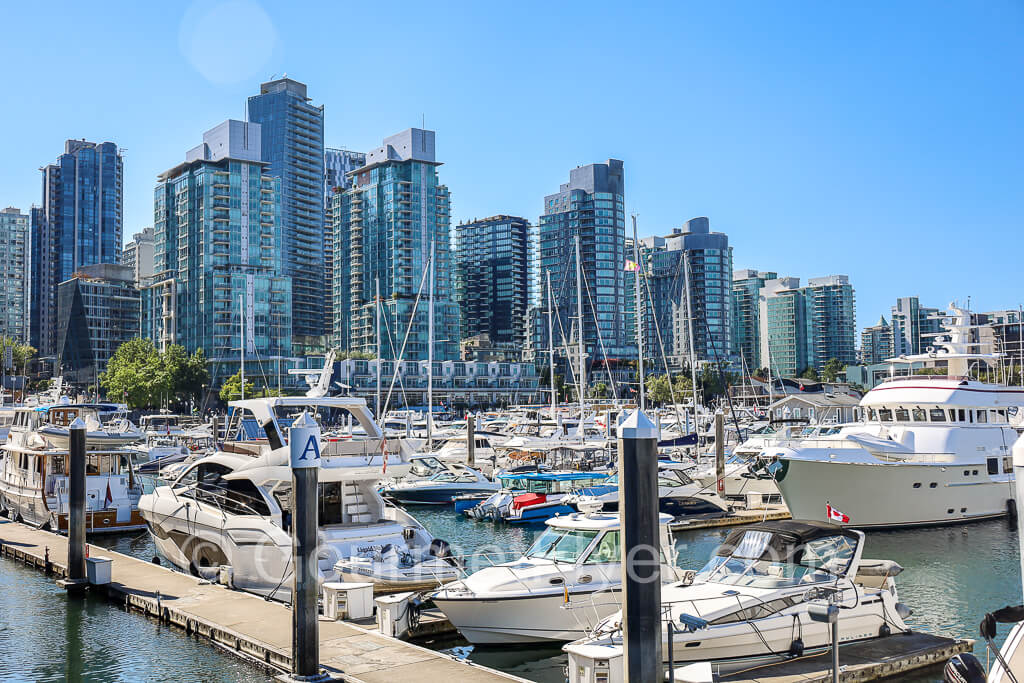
381,437,388,475
826,502,849,524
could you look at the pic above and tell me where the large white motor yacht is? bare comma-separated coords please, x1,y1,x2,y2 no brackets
771,306,1023,528
138,397,459,599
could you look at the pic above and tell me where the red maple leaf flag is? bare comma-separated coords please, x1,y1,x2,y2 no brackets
381,437,388,475
826,502,849,523
104,481,113,508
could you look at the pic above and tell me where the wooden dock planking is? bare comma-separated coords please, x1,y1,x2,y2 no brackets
716,632,973,682
0,519,525,683
669,504,792,532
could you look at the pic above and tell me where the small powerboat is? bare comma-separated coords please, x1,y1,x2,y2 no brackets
432,501,682,644
569,463,730,519
37,408,143,449
464,471,611,524
380,462,498,505
564,519,912,680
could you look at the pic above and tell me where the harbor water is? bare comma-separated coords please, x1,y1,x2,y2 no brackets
1,510,1019,682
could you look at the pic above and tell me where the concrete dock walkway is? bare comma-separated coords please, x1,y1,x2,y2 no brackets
0,519,526,683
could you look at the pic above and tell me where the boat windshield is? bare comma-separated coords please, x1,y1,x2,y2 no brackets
696,530,857,588
430,470,478,483
410,457,446,477
524,527,600,563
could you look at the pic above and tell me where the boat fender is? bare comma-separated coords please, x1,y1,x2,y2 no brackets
429,538,452,558
878,623,891,637
788,637,804,657
1007,498,1018,526
895,602,913,620
943,653,985,683
403,526,416,541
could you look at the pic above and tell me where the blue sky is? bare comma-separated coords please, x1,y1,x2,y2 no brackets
1,1,1020,332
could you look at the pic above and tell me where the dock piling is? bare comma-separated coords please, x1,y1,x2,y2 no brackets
467,414,475,468
714,410,725,494
287,412,326,682
618,409,663,683
60,417,89,593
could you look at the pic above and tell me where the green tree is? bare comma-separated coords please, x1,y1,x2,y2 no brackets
822,358,844,383
645,375,672,405
161,345,209,406
799,366,821,381
589,382,608,399
100,338,167,408
220,371,255,402
0,336,35,373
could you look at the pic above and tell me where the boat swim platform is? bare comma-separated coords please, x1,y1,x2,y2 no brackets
0,519,527,683
669,503,791,532
710,631,973,682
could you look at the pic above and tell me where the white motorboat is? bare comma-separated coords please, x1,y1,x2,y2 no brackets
430,434,499,476
565,520,912,681
569,462,730,519
380,461,498,505
139,396,459,599
0,408,145,533
431,503,682,644
772,305,1024,528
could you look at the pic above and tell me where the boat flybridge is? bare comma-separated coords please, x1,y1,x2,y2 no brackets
565,520,912,682
138,397,460,599
771,305,1024,528
432,501,684,644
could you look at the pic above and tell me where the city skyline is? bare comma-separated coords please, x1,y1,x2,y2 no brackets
0,1,1020,334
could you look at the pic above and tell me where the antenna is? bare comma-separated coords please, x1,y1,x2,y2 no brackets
422,113,425,128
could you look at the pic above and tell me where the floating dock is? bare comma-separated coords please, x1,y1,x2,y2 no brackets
713,632,972,682
0,519,526,683
669,503,791,532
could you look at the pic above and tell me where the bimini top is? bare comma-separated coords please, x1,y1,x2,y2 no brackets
498,471,611,482
228,396,382,439
720,519,860,557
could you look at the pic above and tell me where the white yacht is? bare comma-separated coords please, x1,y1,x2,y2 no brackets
431,502,682,644
565,520,911,681
380,461,497,505
0,408,145,533
771,306,1023,528
139,397,459,599
35,403,143,449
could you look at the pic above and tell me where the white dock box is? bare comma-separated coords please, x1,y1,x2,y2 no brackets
85,557,112,585
745,491,764,510
375,591,416,637
322,581,374,620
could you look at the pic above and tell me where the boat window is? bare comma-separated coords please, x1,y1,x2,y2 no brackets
929,409,946,422
894,408,910,422
410,457,445,477
525,527,599,563
976,410,987,424
877,409,893,422
318,482,343,525
866,408,875,421
51,455,66,475
709,595,801,625
86,455,111,475
912,408,926,422
584,531,620,564
958,409,966,422
1005,457,1013,474
173,464,200,488
968,410,973,423
988,458,999,475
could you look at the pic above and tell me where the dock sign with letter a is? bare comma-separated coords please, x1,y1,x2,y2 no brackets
289,413,322,469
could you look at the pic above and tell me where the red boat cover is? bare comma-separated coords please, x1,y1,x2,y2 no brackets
512,493,547,510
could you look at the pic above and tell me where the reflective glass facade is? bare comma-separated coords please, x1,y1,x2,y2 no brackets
33,140,123,356
0,208,30,343
732,269,778,372
454,215,531,350
323,148,366,330
762,275,856,376
247,78,326,354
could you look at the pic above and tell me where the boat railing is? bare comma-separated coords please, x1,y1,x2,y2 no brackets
172,480,272,520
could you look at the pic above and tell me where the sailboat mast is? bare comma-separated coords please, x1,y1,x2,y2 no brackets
546,269,556,415
427,239,435,448
682,250,699,416
575,234,586,424
239,293,245,401
375,276,381,418
632,215,645,411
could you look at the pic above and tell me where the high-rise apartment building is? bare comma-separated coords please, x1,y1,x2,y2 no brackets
247,78,325,354
639,218,733,366
331,128,458,360
860,315,893,364
534,159,634,378
56,263,139,384
454,215,531,351
32,139,123,356
760,275,856,377
122,227,155,285
732,270,778,372
0,208,31,343
147,120,293,386
890,296,942,356
323,148,366,333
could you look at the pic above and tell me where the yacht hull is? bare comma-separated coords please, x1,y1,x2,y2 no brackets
433,589,622,644
776,455,1012,527
383,484,497,505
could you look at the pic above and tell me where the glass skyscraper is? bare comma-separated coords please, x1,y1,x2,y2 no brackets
33,139,123,357
454,215,531,350
0,208,30,343
639,218,733,366
331,128,458,360
732,269,779,372
247,78,325,355
148,120,293,387
535,159,634,379
324,148,366,334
